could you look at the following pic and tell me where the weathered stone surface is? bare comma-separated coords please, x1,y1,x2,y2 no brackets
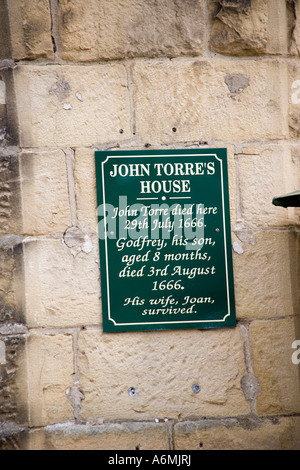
0,78,7,144
24,333,74,427
289,0,300,55
0,423,28,450
236,143,300,228
0,68,20,146
28,422,169,450
232,230,298,320
78,327,249,422
13,65,131,148
210,0,289,56
289,61,300,138
58,0,206,61
23,237,101,328
2,0,53,60
0,149,21,236
0,334,26,423
0,2,11,60
0,237,24,324
74,149,98,233
20,150,71,235
250,318,300,416
132,59,288,144
227,144,241,229
0,236,25,437
174,416,300,450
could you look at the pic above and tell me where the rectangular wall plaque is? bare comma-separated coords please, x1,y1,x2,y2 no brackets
95,149,236,332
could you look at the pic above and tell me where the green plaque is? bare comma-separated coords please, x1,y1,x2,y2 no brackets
95,149,236,332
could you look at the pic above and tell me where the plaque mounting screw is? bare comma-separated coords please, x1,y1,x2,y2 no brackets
128,387,137,397
192,384,201,394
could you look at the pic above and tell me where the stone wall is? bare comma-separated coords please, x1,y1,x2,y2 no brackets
0,0,299,450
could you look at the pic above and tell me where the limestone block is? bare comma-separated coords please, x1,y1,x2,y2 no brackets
236,143,300,228
132,59,288,145
58,0,206,61
23,237,101,328
74,149,98,233
78,327,249,421
24,333,74,427
209,0,288,56
20,150,71,235
3,0,53,60
28,422,169,450
232,230,298,320
250,318,300,416
13,65,131,148
174,416,300,450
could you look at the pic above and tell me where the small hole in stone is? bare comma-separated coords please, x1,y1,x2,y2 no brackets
199,442,203,448
128,387,137,397
135,445,140,450
172,127,177,132
119,129,124,134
